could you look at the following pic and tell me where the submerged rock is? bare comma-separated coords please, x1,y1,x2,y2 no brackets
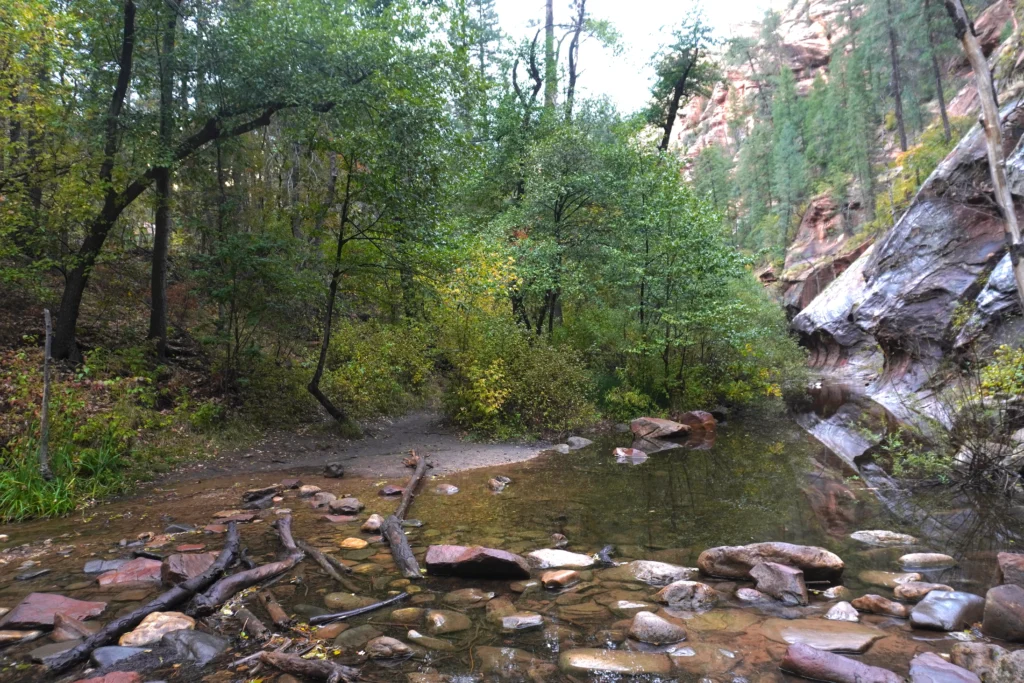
83,559,128,575
751,561,809,606
630,417,690,440
911,590,986,631
613,447,648,464
982,584,1024,641
407,629,456,651
909,652,980,683
781,643,902,683
329,497,364,514
323,462,345,478
850,530,919,546
324,593,376,611
426,609,472,635
628,611,686,644
541,569,580,589
52,613,100,642
858,569,922,589
851,594,909,618
476,646,556,678
161,552,217,585
366,636,411,659
566,436,593,450
361,514,384,532
442,588,494,608
334,624,382,650
97,557,163,586
558,648,673,676
0,593,106,629
653,580,718,610
698,542,844,582
501,612,544,632
762,617,886,653
599,560,697,585
425,545,530,579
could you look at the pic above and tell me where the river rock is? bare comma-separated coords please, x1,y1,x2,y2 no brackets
567,436,593,449
600,560,697,585
28,640,80,665
119,611,194,646
485,597,517,625
443,588,494,608
542,569,580,588
0,593,106,628
550,444,571,454
434,484,459,495
630,417,690,440
162,629,229,666
781,643,902,683
334,624,382,650
75,673,142,683
97,557,163,586
526,548,595,569
550,533,569,548
53,613,100,641
614,447,648,464
823,602,858,623
911,590,986,631
850,530,919,546
84,559,128,574
996,552,1024,586
736,587,766,601
607,600,658,618
896,581,954,602
325,593,375,611
824,585,852,600
502,612,544,631
982,583,1024,641
951,642,1008,680
379,485,404,496
909,651,980,683
330,497,364,514
361,514,384,533
407,629,456,650
487,478,506,491
315,622,349,639
763,617,886,653
628,611,686,644
858,569,922,588
673,410,717,432
900,552,957,570
323,462,345,478
698,542,844,581
426,609,472,635
161,552,217,585
242,484,283,502
298,484,321,497
425,545,530,579
477,646,556,678
390,607,425,625
558,601,610,621
560,648,672,676
366,636,411,659
653,580,718,610
751,561,809,606
91,646,146,668
339,537,368,550
852,594,909,618
991,650,1024,683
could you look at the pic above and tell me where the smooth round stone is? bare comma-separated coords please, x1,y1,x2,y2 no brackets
559,648,672,676
333,624,382,650
344,549,376,561
823,586,852,600
858,570,922,589
501,612,544,632
850,530,919,547
324,593,375,611
389,579,411,590
628,611,686,644
407,629,457,650
366,635,411,659
558,601,610,622
900,553,957,570
911,590,986,631
339,537,368,550
443,588,494,608
352,563,385,576
315,622,349,640
390,608,425,624
894,581,954,602
762,618,886,653
684,610,759,634
91,646,145,668
736,588,765,602
426,609,472,635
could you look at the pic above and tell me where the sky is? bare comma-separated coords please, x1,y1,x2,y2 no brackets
493,0,772,115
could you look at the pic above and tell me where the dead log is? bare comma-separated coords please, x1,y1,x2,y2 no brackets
189,515,303,617
308,591,410,626
259,651,359,683
297,540,361,593
234,606,270,640
47,522,240,673
257,589,290,628
382,453,429,579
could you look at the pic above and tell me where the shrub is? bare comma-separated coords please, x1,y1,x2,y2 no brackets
603,385,660,422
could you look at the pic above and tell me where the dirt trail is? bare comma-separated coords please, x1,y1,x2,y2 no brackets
156,410,552,485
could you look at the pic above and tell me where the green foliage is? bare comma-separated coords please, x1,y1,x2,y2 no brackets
981,345,1024,400
603,385,660,422
879,431,951,481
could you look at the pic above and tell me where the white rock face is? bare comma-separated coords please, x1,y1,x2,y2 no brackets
526,549,595,569
825,601,860,622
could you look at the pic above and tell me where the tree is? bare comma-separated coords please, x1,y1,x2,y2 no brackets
647,12,718,151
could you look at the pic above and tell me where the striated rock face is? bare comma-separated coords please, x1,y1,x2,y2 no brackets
793,100,1024,430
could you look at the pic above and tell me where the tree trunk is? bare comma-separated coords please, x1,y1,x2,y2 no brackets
886,0,908,152
565,0,586,120
659,47,697,152
944,0,1024,308
544,0,556,110
925,0,952,142
38,310,54,481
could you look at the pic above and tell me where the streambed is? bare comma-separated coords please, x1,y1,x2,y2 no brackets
0,406,1021,681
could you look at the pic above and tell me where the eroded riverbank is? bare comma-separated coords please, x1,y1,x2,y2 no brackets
1,407,1022,682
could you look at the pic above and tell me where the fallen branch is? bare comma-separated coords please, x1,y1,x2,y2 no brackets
259,651,360,683
47,522,241,672
189,515,303,617
257,589,290,628
297,540,361,593
308,592,410,626
382,453,429,579
234,606,270,640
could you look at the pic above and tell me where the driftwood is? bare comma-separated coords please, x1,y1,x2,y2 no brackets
297,540,361,593
257,589,290,628
189,515,303,617
308,591,410,626
47,523,241,672
259,651,359,683
234,606,270,640
381,453,429,579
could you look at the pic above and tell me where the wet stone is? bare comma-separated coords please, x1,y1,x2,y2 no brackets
850,530,919,547
161,552,217,585
407,629,457,650
628,611,686,644
334,624,382,650
298,485,322,497
951,642,1007,680
607,600,658,618
390,608,426,624
982,584,1024,641
443,588,494,608
911,591,986,632
324,593,375,611
476,645,555,678
352,563,385,575
558,601,610,622
781,643,902,683
425,545,530,579
29,639,80,664
751,561,808,606
315,623,349,640
0,630,43,645
366,635,411,659
895,581,954,602
16,568,51,581
909,651,980,683
84,559,128,574
654,580,718,610
825,601,860,622
541,569,580,589
736,587,766,602
599,560,698,585
567,436,593,449
851,594,910,618
485,597,517,625
900,552,957,570
426,609,472,635
91,646,146,668
997,552,1024,587
824,585,853,600
0,593,106,628
526,548,595,569
162,629,229,666
361,514,384,533
339,537,368,550
698,542,845,582
559,648,673,676
858,570,922,589
501,612,544,632
345,549,376,561
119,611,194,646
98,557,163,586
53,613,100,641
434,484,459,495
379,485,404,496
329,497,364,514
762,617,887,653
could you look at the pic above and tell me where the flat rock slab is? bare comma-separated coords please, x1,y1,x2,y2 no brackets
97,557,163,586
0,593,106,628
763,617,886,653
162,629,229,667
598,560,697,585
425,545,530,579
896,581,954,602
781,643,902,683
119,611,194,646
859,569,922,588
851,530,919,546
91,646,146,668
559,648,673,676
909,651,980,683
83,559,128,574
28,639,80,664
698,542,844,582
911,591,986,631
161,552,217,585
526,549,595,569
900,553,957,570
630,417,690,440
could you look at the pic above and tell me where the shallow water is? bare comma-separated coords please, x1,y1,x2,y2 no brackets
0,406,1021,682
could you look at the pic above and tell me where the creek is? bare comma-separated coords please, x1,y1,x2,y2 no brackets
0,402,1021,681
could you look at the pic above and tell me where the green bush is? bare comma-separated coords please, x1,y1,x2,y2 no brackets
603,385,660,422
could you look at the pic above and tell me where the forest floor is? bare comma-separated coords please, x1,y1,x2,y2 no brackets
151,409,553,486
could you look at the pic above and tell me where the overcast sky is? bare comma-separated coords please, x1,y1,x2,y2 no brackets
493,0,772,114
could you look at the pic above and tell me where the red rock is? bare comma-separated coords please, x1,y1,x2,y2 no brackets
97,557,163,586
203,524,227,533
0,593,106,628
982,583,1024,641
750,562,808,606
52,613,100,641
281,478,302,489
852,594,909,618
697,542,844,582
425,545,530,579
162,552,218,585
320,514,358,523
629,417,690,440
379,485,405,496
781,643,902,683
73,673,142,683
997,552,1024,587
175,543,206,552
672,410,717,433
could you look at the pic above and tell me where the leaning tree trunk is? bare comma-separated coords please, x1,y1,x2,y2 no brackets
944,0,1024,309
887,0,908,152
